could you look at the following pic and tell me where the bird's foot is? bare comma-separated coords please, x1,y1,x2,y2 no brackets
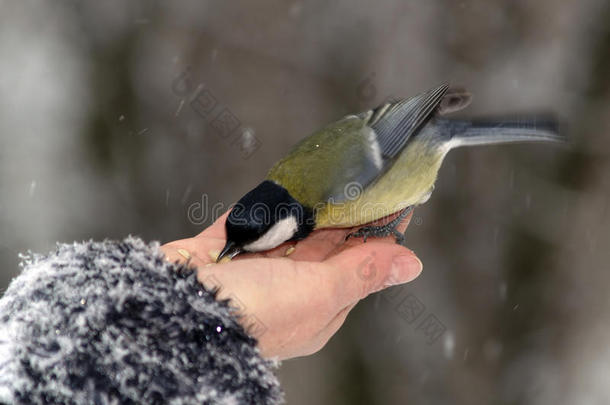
345,206,413,245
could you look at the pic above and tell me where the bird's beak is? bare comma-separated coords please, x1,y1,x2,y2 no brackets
216,241,242,263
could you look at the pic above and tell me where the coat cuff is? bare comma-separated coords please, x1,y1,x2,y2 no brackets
0,237,283,404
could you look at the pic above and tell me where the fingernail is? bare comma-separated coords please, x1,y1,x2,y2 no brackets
389,255,423,285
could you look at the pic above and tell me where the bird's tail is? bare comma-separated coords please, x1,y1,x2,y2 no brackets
442,117,564,148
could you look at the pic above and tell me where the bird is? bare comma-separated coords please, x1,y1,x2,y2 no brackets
216,83,562,262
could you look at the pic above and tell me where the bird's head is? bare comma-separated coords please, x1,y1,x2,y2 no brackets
217,181,314,262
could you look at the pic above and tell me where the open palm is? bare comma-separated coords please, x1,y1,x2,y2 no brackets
161,211,422,360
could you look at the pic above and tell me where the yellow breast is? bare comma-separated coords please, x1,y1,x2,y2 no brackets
314,139,446,228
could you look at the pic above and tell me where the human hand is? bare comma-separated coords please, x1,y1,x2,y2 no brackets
160,211,422,360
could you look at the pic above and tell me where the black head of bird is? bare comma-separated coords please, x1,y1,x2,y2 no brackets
219,180,315,260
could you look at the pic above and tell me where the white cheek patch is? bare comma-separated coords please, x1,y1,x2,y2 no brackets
243,216,298,252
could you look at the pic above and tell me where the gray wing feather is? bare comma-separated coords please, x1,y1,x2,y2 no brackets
363,83,449,159
327,84,450,202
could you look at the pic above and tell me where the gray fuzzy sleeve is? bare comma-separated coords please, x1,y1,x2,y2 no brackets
0,237,283,405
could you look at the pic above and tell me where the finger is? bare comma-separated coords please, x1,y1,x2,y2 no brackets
275,210,415,262
160,211,232,265
196,258,347,347
324,241,422,308
200,256,372,330
161,236,263,266
268,228,352,261
160,238,215,266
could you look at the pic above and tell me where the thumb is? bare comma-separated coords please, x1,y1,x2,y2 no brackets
325,242,423,306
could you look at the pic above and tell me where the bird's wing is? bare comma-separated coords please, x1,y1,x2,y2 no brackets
322,83,449,202
267,84,450,206
359,83,449,159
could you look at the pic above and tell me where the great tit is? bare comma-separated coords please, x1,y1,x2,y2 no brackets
217,83,562,261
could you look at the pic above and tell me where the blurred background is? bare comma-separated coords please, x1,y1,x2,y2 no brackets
1,1,609,403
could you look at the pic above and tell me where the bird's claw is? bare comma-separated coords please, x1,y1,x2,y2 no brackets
344,206,413,245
